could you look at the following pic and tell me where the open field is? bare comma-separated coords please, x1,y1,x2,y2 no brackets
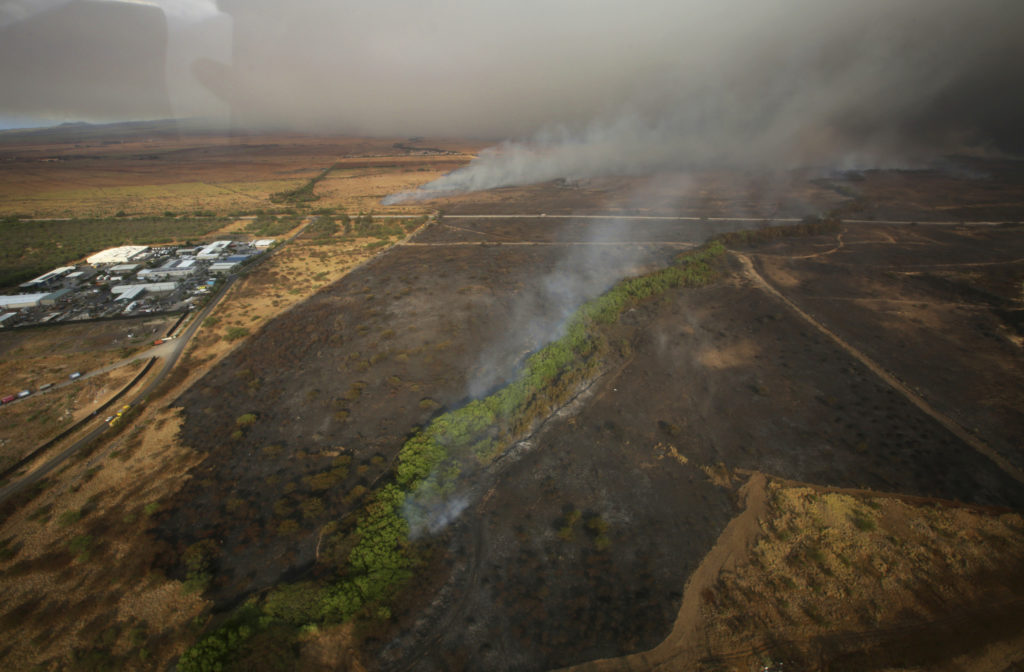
0,124,1022,671
0,121,483,218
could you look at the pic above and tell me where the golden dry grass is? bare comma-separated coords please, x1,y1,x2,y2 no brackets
0,402,208,670
0,132,482,218
0,363,145,468
697,482,1024,667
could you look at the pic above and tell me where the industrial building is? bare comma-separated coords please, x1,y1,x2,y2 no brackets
209,261,241,274
197,241,232,260
110,282,178,301
0,293,55,309
64,268,97,284
40,288,73,305
87,245,150,265
20,266,76,289
138,258,197,280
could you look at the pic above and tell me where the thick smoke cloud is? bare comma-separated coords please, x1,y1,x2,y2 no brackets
2,1,1021,174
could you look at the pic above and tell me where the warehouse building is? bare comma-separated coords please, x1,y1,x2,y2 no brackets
0,293,52,309
197,241,232,260
87,246,150,265
110,282,177,301
138,258,197,280
20,266,76,289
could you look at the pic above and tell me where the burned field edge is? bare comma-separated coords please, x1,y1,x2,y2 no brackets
174,235,733,670
174,213,1024,671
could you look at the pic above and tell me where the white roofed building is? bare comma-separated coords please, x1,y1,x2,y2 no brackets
20,266,75,288
0,293,50,309
87,246,150,265
110,282,177,300
197,241,232,260
138,258,198,280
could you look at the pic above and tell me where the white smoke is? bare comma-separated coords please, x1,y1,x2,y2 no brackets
383,0,1024,203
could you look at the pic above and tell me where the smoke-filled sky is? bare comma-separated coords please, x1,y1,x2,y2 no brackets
1,0,1022,175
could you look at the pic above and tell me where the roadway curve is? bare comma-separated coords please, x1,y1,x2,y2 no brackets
0,273,239,508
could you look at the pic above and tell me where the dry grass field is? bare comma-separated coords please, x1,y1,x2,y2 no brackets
0,123,483,218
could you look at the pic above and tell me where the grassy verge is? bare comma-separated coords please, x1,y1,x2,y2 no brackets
177,240,726,671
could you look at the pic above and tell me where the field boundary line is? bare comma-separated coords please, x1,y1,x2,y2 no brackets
733,251,1024,487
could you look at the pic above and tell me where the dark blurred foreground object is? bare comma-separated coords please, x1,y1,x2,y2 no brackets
0,0,172,121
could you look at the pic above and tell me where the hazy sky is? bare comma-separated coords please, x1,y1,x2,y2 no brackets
1,0,1021,172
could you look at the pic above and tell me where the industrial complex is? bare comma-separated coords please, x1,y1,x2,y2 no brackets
0,240,269,329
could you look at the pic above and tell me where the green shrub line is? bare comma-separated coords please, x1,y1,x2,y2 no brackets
177,240,726,671
269,164,337,204
711,214,841,248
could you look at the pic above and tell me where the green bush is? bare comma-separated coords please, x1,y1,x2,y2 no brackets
236,413,258,428
224,326,250,342
67,534,94,561
57,509,82,526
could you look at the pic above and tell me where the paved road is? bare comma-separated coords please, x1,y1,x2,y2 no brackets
0,274,239,507
443,214,1011,226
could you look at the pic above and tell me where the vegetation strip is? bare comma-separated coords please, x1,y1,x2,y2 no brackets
177,240,727,670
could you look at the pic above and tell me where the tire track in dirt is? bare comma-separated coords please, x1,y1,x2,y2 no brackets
733,251,1024,488
560,472,770,672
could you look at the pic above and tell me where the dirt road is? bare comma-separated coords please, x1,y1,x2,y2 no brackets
561,472,770,672
733,250,1024,488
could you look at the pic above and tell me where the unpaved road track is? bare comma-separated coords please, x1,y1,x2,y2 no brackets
561,473,770,672
733,251,1024,488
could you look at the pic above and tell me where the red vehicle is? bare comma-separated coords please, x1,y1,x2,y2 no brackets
153,339,164,345
1,395,15,405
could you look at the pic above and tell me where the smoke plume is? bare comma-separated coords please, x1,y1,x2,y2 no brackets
2,1,1021,181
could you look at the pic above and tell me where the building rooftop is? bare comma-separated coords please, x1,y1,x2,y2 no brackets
87,246,150,265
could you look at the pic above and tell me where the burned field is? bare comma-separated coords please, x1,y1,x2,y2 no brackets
158,228,686,603
378,223,1024,671
153,167,1024,670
